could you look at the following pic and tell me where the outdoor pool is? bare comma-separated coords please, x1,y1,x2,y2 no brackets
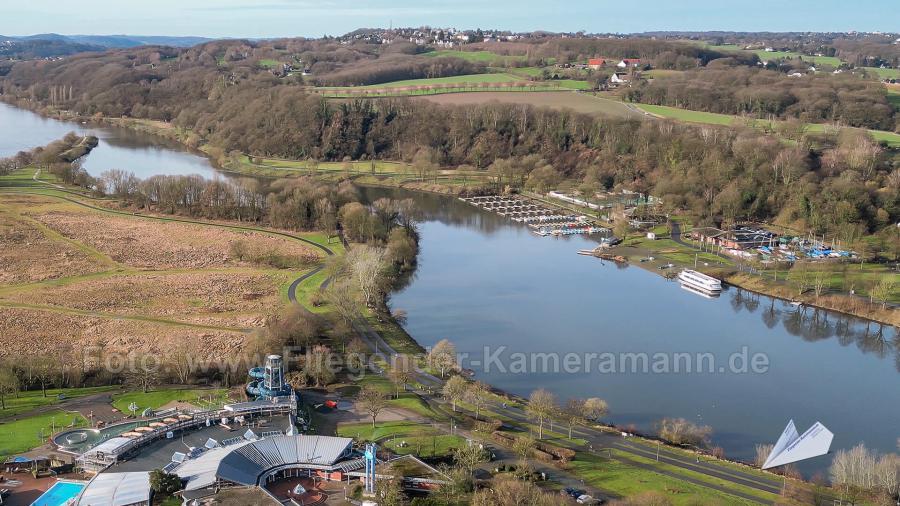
52,418,163,454
30,480,85,506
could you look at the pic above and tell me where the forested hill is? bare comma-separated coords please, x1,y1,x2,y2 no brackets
0,41,897,257
0,37,104,59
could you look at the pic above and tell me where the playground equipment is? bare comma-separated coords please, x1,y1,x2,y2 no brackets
247,355,294,400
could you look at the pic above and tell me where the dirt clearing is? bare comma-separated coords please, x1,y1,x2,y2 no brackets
1,270,286,321
27,207,320,270
0,307,249,362
0,210,108,283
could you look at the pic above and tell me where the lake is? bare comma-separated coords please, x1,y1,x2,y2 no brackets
365,187,900,474
2,101,896,474
0,102,219,179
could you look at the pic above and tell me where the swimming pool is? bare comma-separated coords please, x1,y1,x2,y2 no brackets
30,480,85,506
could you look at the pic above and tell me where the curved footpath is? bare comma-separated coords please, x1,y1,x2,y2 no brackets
0,176,806,503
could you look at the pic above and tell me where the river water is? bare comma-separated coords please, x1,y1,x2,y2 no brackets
364,187,899,474
0,102,218,179
2,102,897,474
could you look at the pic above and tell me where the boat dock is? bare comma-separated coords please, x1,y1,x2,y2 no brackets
460,195,608,237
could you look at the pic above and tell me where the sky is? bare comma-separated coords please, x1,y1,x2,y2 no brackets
2,0,898,38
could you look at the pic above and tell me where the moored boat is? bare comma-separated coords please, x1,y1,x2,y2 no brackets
677,269,722,294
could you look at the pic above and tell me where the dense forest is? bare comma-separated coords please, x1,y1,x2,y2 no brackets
625,68,898,130
0,38,103,59
0,42,898,258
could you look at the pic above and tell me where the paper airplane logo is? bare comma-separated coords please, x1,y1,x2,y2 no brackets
762,420,834,469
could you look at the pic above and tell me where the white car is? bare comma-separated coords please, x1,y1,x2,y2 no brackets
577,495,600,505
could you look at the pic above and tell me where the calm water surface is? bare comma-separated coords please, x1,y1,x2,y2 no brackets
366,187,899,474
3,101,897,474
0,102,218,179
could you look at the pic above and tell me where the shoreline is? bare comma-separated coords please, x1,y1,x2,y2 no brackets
4,98,895,327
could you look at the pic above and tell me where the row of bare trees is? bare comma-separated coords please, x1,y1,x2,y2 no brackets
829,443,900,504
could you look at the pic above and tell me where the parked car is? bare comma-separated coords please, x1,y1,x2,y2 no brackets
577,494,600,504
563,487,586,498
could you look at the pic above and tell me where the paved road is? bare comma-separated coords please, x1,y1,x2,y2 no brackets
420,394,783,504
5,181,790,503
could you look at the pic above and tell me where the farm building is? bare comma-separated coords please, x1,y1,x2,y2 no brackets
611,72,631,84
588,58,605,69
690,227,777,250
617,58,641,68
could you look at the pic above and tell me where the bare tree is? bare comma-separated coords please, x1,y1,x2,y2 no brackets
346,246,386,308
465,381,490,421
657,418,712,447
563,398,586,439
526,389,557,439
754,443,774,468
358,385,388,428
442,375,468,412
304,345,336,387
168,340,195,385
583,397,609,423
871,277,895,310
124,355,161,394
427,339,458,378
387,355,415,398
0,366,19,410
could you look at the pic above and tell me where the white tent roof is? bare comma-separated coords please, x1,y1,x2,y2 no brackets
82,437,132,457
77,472,150,506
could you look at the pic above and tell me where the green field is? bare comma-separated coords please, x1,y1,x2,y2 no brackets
636,103,900,147
337,420,464,457
0,410,87,458
258,59,281,68
570,452,772,506
425,50,526,64
888,89,900,110
318,73,523,90
750,50,841,66
698,42,843,66
0,386,118,418
864,67,900,79
111,388,229,413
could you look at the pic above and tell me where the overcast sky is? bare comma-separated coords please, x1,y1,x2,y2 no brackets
3,0,897,38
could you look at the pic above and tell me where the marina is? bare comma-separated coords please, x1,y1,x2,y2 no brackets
459,194,608,236
366,186,900,474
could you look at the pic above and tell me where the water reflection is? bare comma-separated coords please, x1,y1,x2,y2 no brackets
728,287,900,367
364,185,900,472
0,102,219,179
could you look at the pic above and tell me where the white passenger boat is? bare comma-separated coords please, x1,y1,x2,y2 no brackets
677,269,722,295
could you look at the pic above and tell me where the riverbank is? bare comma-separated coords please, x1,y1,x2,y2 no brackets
3,103,893,501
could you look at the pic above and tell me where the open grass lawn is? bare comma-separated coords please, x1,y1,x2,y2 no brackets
693,41,843,66
636,103,900,147
384,434,466,457
555,79,592,90
569,452,767,506
291,267,331,311
318,73,522,90
424,50,526,64
258,59,281,68
110,388,229,413
337,420,429,441
751,50,841,67
0,410,87,458
887,89,900,110
865,67,900,79
388,394,447,421
503,66,545,77
0,386,118,419
337,420,463,456
416,92,642,118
